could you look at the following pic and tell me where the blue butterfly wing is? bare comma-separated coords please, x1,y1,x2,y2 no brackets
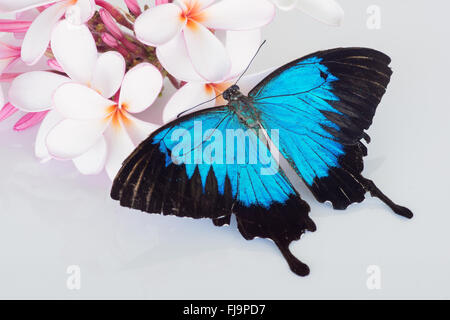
111,106,316,276
250,48,412,218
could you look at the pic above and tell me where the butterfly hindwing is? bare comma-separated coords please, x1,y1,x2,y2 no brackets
111,106,316,275
250,47,412,218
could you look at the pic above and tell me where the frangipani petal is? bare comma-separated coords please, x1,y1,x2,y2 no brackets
237,67,276,95
46,118,109,159
35,110,63,161
124,113,159,145
134,3,185,46
51,20,98,84
163,82,215,123
91,51,125,98
179,0,215,11
73,136,107,175
225,30,261,78
119,63,163,114
183,20,230,82
15,8,40,22
201,0,275,30
296,0,344,26
156,33,203,82
9,71,70,112
53,83,114,120
0,0,56,13
20,2,67,65
72,0,95,24
104,123,135,180
272,0,298,11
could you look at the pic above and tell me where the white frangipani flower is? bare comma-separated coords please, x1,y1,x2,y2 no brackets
0,0,95,65
46,62,162,179
134,0,275,82
9,20,162,179
162,30,275,123
272,0,344,26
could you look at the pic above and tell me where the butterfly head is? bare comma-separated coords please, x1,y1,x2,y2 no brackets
223,85,242,102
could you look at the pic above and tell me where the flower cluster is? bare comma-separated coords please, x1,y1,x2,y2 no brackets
0,0,344,180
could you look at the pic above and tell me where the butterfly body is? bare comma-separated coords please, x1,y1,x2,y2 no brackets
112,48,413,276
224,88,261,129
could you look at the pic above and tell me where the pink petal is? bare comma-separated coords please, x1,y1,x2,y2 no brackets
156,33,204,82
0,88,3,108
50,19,98,84
101,32,118,47
183,20,231,82
53,83,114,120
163,82,216,123
155,0,169,5
124,0,141,16
119,63,163,114
73,137,107,175
91,51,125,99
46,118,110,159
0,103,18,121
0,19,32,33
104,122,135,181
201,0,275,30
0,42,21,58
0,57,17,74
295,0,344,26
47,58,64,72
16,7,40,20
13,110,48,131
134,3,185,46
20,2,67,66
0,73,21,82
99,8,122,39
9,71,70,112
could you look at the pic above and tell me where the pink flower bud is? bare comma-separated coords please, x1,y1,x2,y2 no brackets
124,0,141,16
0,103,18,122
95,0,134,29
0,19,32,33
99,8,123,40
101,32,119,47
155,0,170,5
47,59,64,73
0,73,21,82
14,111,49,131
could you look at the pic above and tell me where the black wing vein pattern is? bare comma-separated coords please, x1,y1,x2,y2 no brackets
112,106,316,276
249,47,413,218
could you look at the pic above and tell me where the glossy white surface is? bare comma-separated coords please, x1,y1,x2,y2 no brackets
0,0,449,299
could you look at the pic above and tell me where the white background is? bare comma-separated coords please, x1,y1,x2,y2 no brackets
1,0,449,299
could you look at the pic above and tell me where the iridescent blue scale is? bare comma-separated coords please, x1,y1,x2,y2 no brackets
112,48,412,277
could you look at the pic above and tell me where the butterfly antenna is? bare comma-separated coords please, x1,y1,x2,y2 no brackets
176,40,267,119
177,93,223,118
234,40,267,85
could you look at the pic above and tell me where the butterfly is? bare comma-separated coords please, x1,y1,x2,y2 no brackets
111,48,413,277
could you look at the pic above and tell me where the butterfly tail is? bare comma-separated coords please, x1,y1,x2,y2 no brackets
359,177,414,219
235,195,316,277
